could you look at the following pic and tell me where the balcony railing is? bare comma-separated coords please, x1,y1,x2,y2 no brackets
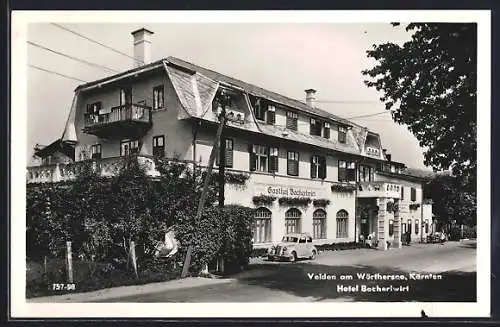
83,104,152,138
357,181,401,199
26,155,160,184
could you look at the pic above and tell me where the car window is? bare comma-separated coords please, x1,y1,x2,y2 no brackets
307,236,312,243
299,236,306,243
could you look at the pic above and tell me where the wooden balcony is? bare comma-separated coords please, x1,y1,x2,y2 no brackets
357,181,401,199
83,104,152,139
26,155,160,184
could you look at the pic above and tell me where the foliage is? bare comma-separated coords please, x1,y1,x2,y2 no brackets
362,23,476,190
314,242,364,252
386,201,399,213
219,205,255,273
331,183,356,193
252,195,276,206
278,197,312,207
312,199,331,207
424,174,477,227
409,203,421,211
251,247,270,258
225,172,250,185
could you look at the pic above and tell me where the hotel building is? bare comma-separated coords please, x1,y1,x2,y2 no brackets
27,28,434,250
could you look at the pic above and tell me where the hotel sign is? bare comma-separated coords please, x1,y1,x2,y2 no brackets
254,183,326,198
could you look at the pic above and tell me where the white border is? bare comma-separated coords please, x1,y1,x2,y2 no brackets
11,10,491,318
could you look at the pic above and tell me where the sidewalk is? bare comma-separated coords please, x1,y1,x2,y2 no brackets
27,276,234,303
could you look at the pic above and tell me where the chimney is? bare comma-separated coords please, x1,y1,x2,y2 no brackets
131,28,154,68
305,89,316,107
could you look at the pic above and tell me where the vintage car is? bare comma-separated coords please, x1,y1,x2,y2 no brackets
267,233,318,262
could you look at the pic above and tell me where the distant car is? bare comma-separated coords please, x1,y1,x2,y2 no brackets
267,233,318,262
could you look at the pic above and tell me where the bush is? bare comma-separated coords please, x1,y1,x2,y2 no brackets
315,242,363,252
251,247,269,258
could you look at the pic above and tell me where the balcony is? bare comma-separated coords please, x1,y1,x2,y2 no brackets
26,155,160,184
83,104,152,139
357,181,401,199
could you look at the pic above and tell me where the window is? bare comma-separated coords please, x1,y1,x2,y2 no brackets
269,147,279,173
401,222,407,234
120,87,132,106
323,122,330,139
299,236,306,243
253,208,272,243
249,145,269,172
120,139,140,156
415,220,419,235
286,111,298,130
287,151,299,176
408,219,412,234
86,101,102,115
307,236,313,243
153,85,164,110
411,188,416,201
216,138,234,168
254,98,265,121
285,208,302,233
310,118,322,136
91,144,102,159
338,125,347,143
425,219,429,233
311,155,326,179
152,135,165,158
401,186,405,200
313,209,327,239
267,105,276,125
389,219,394,236
336,210,349,238
338,160,356,182
358,165,373,182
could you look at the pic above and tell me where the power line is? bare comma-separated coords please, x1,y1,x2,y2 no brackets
344,111,391,119
28,40,120,73
51,23,142,64
316,100,378,104
28,64,87,83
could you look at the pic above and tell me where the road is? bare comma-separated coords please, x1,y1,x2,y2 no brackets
92,241,476,302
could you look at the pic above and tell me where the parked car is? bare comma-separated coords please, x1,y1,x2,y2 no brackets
267,233,318,262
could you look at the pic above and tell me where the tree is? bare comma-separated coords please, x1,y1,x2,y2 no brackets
424,174,477,227
362,23,476,191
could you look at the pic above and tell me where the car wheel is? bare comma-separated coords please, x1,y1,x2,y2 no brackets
310,250,317,260
290,251,297,263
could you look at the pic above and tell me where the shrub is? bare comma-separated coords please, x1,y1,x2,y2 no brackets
251,248,269,258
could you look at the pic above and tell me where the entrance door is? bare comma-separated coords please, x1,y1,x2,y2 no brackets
360,208,369,238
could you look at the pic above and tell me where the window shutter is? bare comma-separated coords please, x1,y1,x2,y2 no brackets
249,144,256,171
267,109,275,125
319,156,327,179
310,119,315,135
310,156,316,179
269,155,278,173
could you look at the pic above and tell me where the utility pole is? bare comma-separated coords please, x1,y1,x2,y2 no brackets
218,91,231,208
180,90,228,278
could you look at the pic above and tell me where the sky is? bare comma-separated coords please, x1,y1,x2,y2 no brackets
26,22,431,170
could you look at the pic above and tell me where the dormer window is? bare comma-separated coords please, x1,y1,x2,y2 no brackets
286,111,298,131
323,122,330,139
310,118,322,136
254,98,265,121
338,126,347,143
267,105,276,125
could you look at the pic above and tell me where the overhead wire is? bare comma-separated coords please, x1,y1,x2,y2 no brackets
28,64,88,83
50,23,143,65
28,40,120,73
